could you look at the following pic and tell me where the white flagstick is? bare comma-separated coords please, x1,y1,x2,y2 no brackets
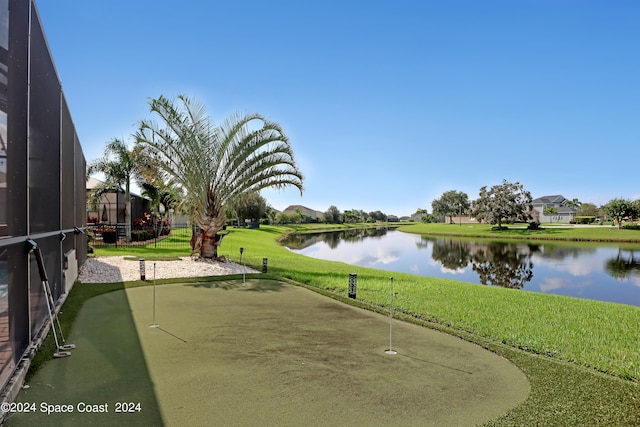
150,262,159,328
385,277,397,355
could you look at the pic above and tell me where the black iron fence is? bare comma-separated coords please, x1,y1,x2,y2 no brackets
89,224,194,250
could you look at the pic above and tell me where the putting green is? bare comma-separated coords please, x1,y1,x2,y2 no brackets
7,279,529,426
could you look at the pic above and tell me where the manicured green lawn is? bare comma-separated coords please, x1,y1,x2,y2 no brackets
402,222,640,243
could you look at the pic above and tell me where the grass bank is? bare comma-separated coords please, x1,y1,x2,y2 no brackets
401,222,640,243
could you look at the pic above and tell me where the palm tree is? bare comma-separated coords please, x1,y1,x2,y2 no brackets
140,178,183,236
136,95,303,259
565,198,582,210
87,138,143,242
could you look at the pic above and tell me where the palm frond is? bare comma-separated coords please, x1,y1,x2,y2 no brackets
136,94,304,239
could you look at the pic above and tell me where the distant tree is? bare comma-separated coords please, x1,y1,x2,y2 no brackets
369,210,387,222
576,202,599,217
603,198,635,230
135,153,185,232
412,208,430,223
231,192,267,225
432,190,470,223
265,205,277,224
421,215,436,223
324,205,341,223
341,209,362,223
564,198,582,210
357,210,370,222
471,179,533,228
140,180,183,215
633,200,640,221
140,178,183,236
275,212,294,224
543,206,558,223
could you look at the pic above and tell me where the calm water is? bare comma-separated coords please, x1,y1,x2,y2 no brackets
282,228,640,307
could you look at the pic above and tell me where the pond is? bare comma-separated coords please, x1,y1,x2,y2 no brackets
281,228,640,307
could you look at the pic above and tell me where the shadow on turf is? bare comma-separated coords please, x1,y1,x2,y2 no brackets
156,326,188,343
397,352,474,375
186,278,285,292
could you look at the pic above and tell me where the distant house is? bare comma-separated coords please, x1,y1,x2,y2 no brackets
282,205,325,222
86,177,150,224
531,195,577,223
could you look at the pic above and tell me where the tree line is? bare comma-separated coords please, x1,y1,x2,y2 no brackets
428,179,640,230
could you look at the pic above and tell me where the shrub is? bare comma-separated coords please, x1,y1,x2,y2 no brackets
86,228,95,253
622,223,640,230
131,229,158,241
574,216,596,225
527,222,542,230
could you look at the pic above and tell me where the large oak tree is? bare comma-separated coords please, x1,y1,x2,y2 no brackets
471,179,533,228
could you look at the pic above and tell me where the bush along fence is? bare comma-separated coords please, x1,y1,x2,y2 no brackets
88,223,193,249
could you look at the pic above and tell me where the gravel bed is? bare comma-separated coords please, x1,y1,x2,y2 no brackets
78,256,258,283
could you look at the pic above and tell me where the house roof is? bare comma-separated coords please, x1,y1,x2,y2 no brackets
86,177,144,198
532,195,566,205
86,177,104,190
531,195,577,214
282,205,324,218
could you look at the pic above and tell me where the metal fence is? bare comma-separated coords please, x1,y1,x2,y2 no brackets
89,224,194,250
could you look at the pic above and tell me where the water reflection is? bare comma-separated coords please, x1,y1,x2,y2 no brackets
424,238,534,289
283,229,640,306
422,238,471,272
605,249,640,280
282,227,391,250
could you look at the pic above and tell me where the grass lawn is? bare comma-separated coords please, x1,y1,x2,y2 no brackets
402,222,640,243
15,223,640,425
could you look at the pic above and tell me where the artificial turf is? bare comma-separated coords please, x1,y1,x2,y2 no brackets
6,279,529,426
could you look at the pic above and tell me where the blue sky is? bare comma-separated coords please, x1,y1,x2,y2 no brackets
37,1,639,216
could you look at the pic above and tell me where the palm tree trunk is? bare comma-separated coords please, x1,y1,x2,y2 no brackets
125,180,132,242
124,201,132,242
191,225,225,259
